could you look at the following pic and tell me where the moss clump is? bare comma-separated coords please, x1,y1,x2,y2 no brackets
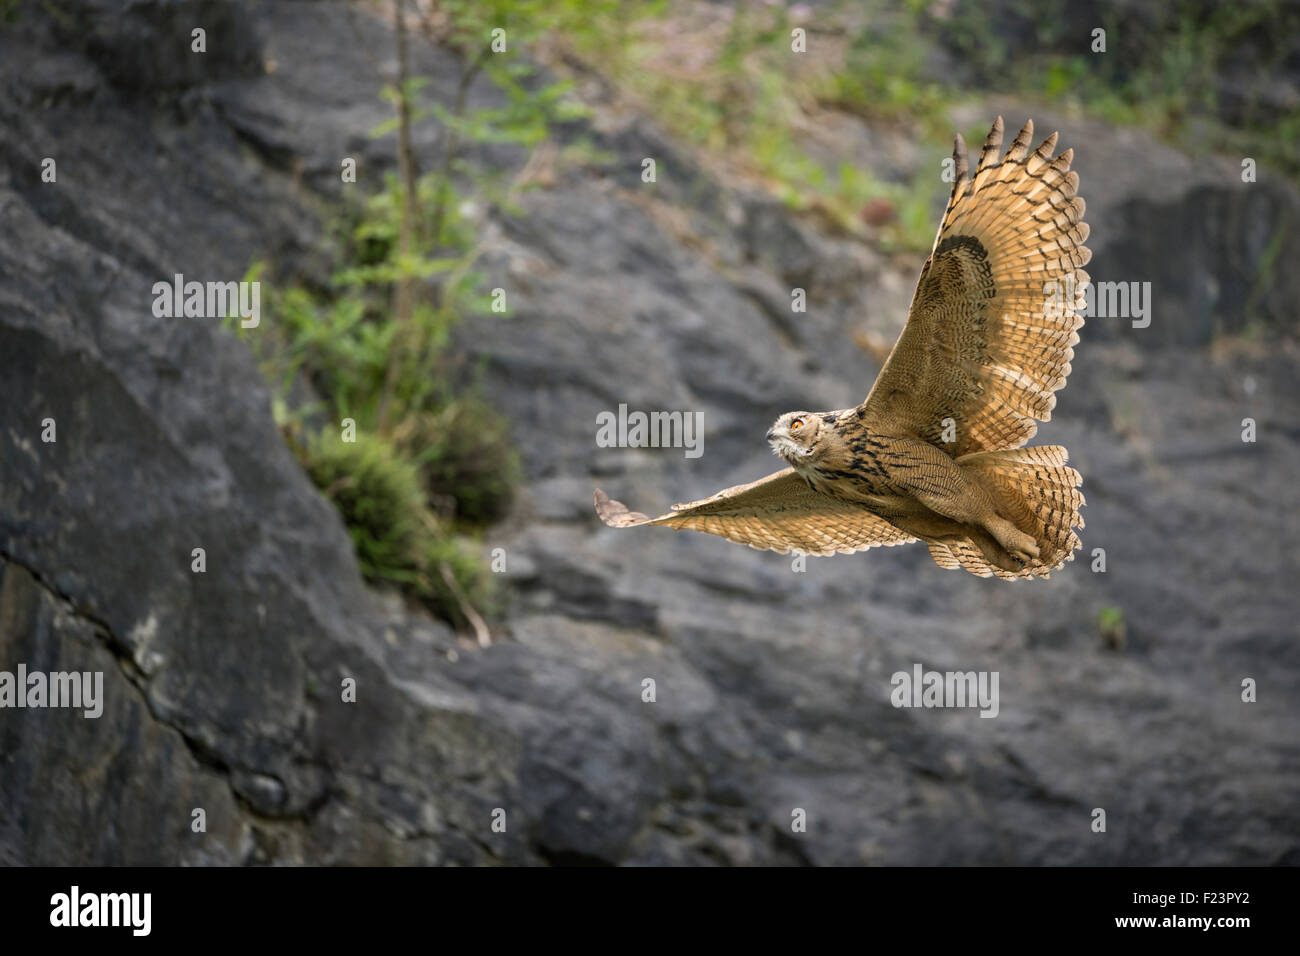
403,398,522,525
422,535,501,629
303,429,504,627
304,430,429,586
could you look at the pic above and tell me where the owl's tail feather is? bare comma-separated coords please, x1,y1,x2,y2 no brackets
956,445,1085,579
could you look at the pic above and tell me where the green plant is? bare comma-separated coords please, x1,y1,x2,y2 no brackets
422,534,501,632
401,399,522,525
305,430,430,585
226,0,627,631
302,429,502,634
557,0,942,249
1098,605,1127,649
824,12,950,131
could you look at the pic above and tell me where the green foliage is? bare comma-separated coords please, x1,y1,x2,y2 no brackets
563,0,938,249
832,0,1300,178
1098,605,1127,649
823,13,949,132
302,430,502,624
305,430,429,585
422,534,501,629
594,0,1299,207
404,399,522,525
226,0,640,630
398,0,604,151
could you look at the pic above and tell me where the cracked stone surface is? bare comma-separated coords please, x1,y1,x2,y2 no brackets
1,0,1298,865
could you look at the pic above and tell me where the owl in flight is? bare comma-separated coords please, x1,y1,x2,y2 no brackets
595,118,1090,579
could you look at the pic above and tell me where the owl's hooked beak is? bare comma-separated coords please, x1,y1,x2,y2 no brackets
767,424,797,459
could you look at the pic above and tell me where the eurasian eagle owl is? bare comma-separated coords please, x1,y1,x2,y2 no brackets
596,118,1089,579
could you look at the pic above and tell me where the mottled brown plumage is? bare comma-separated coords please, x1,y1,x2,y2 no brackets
596,118,1089,579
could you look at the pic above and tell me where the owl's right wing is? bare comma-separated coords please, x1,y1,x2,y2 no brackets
594,468,917,556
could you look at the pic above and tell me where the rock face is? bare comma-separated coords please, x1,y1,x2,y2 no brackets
2,1,1298,865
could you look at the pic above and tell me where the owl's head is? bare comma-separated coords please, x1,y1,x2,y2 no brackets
766,411,824,464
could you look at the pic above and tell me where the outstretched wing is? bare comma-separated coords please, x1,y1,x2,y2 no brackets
594,468,916,556
858,117,1091,457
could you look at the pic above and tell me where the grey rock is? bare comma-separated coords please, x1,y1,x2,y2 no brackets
0,0,1297,866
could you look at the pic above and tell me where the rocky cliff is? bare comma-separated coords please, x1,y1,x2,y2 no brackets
1,0,1297,865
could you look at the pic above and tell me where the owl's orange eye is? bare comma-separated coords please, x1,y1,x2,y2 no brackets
790,418,804,431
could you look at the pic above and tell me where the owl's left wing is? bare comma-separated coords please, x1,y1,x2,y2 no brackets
858,117,1091,457
595,468,916,556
